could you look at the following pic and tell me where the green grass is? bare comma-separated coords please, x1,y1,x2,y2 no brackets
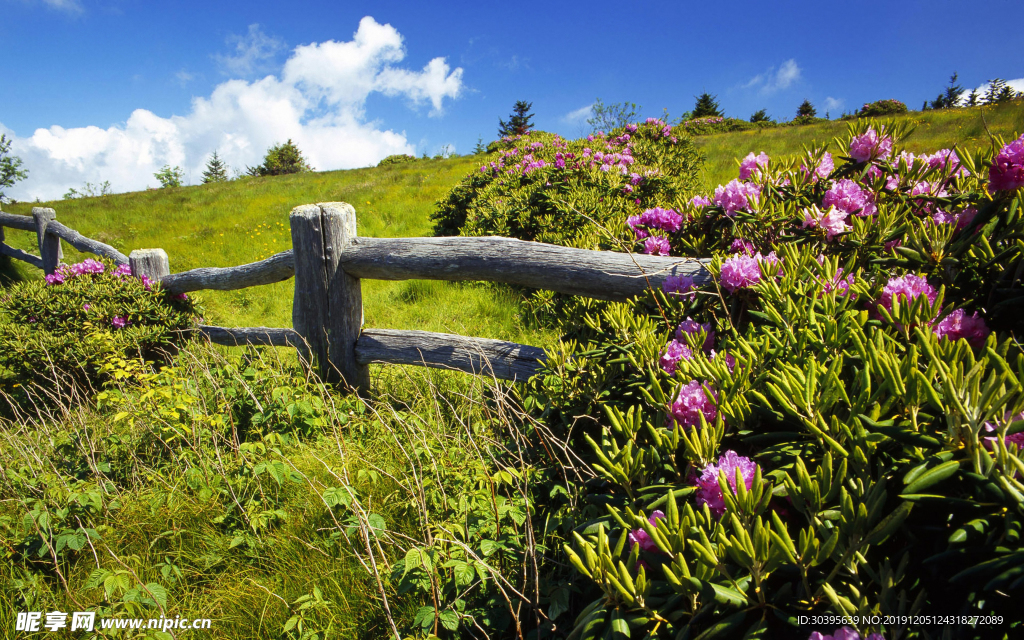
2,156,554,349
695,101,1024,188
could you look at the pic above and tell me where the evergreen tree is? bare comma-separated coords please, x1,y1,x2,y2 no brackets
247,139,313,177
749,109,770,123
473,137,487,154
497,101,535,137
201,151,229,183
796,99,817,118
0,134,28,203
966,89,980,107
930,72,964,109
691,92,723,118
983,79,1019,104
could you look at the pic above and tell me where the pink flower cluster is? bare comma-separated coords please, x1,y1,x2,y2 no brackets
874,275,937,316
713,179,760,215
983,412,1024,451
690,195,712,208
662,275,695,298
989,133,1024,192
627,207,684,239
644,236,671,256
676,317,714,352
683,117,724,127
800,152,834,182
719,252,779,293
695,450,757,516
660,317,714,374
670,380,718,429
931,206,976,230
809,627,884,640
45,258,107,285
802,205,851,240
822,179,876,217
933,308,990,347
849,128,893,163
874,275,991,344
660,339,693,375
738,151,769,180
628,510,666,553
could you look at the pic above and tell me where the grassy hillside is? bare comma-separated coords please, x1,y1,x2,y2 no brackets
2,156,555,349
695,101,1024,188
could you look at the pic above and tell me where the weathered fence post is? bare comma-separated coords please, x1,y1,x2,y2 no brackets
32,207,62,274
129,248,170,281
290,202,369,392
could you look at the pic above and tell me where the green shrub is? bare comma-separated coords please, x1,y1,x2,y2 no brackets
377,153,418,167
0,258,200,401
246,139,313,177
790,114,829,126
858,99,909,118
681,116,777,136
526,121,1024,638
432,124,704,251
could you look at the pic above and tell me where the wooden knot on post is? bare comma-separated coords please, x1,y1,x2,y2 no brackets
129,248,170,281
31,207,63,274
290,202,369,393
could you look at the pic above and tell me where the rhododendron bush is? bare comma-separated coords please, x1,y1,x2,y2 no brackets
519,122,1024,639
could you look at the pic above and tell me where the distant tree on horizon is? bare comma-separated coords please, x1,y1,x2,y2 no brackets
498,101,535,137
691,92,723,119
0,134,28,204
202,151,229,183
587,98,641,132
749,109,771,123
796,99,817,118
154,165,184,188
247,140,313,177
927,72,964,109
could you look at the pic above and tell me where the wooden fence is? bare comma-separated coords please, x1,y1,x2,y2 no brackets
0,203,711,391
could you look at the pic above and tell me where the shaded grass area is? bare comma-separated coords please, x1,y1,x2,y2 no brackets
3,156,554,350
696,101,1024,188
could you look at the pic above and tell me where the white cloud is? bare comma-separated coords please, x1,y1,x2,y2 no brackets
213,24,286,77
3,16,464,201
562,104,594,124
39,0,82,13
175,69,195,87
824,97,844,113
743,59,801,94
959,77,1024,104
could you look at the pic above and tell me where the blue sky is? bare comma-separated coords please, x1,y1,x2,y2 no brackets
3,0,1023,200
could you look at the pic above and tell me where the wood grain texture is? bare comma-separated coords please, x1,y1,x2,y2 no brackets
321,203,369,391
197,325,302,348
130,249,170,281
50,221,129,264
355,328,545,381
0,242,44,269
0,211,36,231
32,208,62,274
340,236,711,301
159,250,294,293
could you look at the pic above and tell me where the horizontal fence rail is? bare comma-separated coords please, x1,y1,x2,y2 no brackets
1,202,713,390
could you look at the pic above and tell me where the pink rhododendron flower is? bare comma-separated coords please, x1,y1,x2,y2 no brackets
982,412,1024,451
926,149,967,178
660,340,693,375
670,380,718,429
713,179,760,215
823,179,876,216
676,317,714,353
875,275,937,317
730,238,756,254
82,304,91,311
933,309,989,347
627,215,650,239
639,207,684,233
662,275,695,298
849,128,893,163
690,195,712,208
989,133,1024,192
801,152,834,181
695,450,757,516
738,151,769,180
628,510,666,553
809,627,884,640
720,253,779,293
114,263,133,277
111,316,129,329
802,205,851,240
644,236,671,256
44,272,65,285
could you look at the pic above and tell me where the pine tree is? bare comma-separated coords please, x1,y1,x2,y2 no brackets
247,140,313,177
202,151,229,184
691,92,723,118
930,72,964,109
966,89,980,107
796,100,817,118
749,109,770,123
983,79,1018,105
497,101,535,138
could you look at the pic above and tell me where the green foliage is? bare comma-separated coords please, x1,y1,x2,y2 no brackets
0,259,199,401
587,98,642,133
749,109,772,123
431,125,704,252
984,78,1023,105
522,120,1024,638
154,165,184,188
691,92,723,119
929,72,965,110
497,100,535,138
247,139,313,177
797,99,818,118
202,151,229,183
0,133,28,202
681,116,776,136
857,99,908,118
377,153,417,167
64,180,112,200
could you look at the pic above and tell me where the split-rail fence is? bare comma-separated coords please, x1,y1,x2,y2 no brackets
0,203,710,391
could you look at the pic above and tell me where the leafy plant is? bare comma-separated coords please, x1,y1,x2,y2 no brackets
377,153,417,167
247,139,313,177
154,165,184,188
587,99,642,133
0,133,28,203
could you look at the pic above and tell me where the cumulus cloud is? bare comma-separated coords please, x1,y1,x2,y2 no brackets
824,97,844,113
562,104,594,124
743,59,801,94
3,16,463,201
38,0,83,13
214,24,286,77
